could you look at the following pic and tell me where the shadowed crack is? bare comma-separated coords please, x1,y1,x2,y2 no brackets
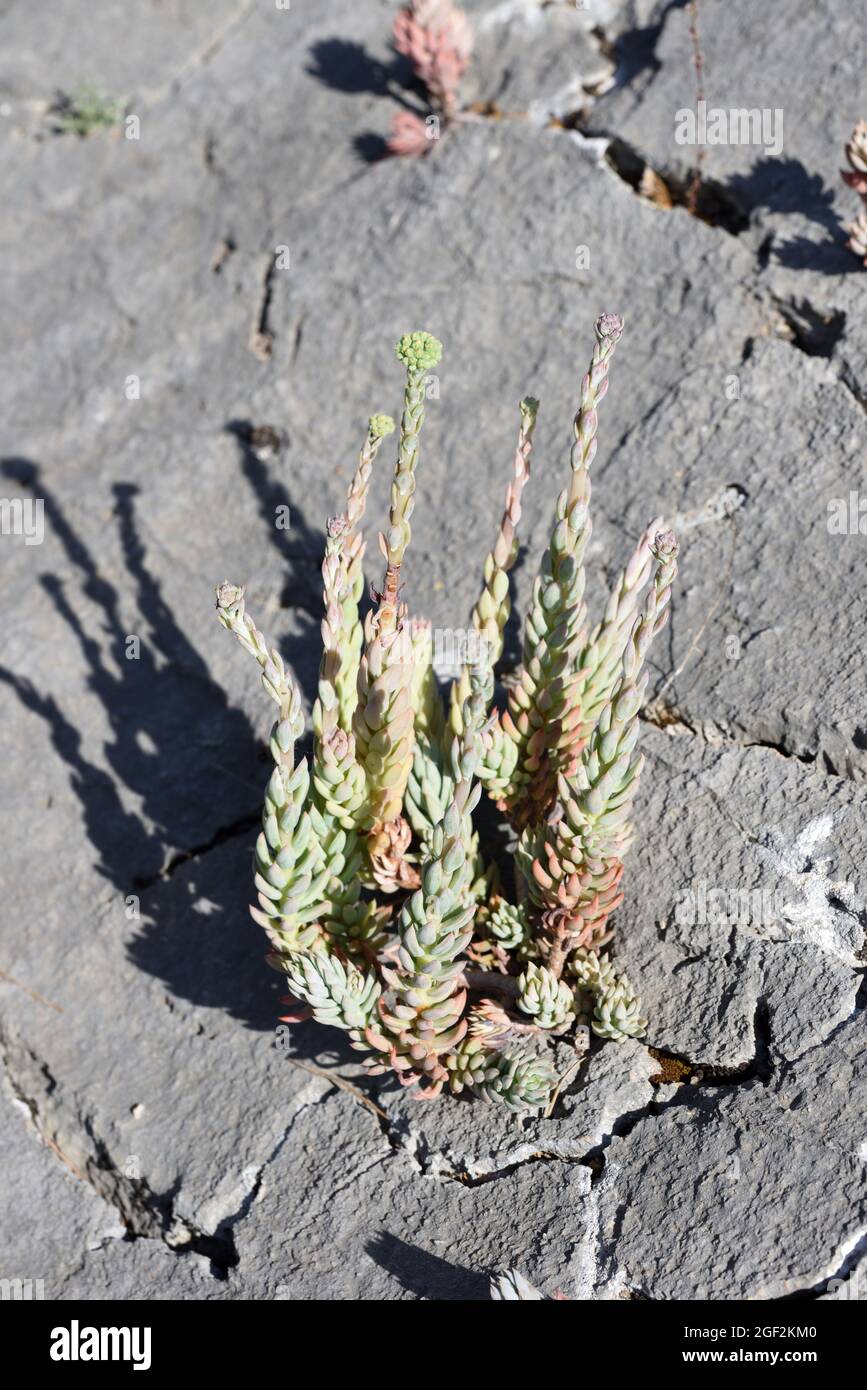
770,296,847,359
248,252,277,361
599,132,750,233
131,811,260,890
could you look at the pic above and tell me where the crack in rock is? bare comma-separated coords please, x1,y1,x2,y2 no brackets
248,251,278,362
132,811,260,890
196,1076,334,1242
640,701,861,782
0,1023,245,1279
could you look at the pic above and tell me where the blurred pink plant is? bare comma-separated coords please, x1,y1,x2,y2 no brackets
393,0,473,118
387,109,432,158
841,121,867,266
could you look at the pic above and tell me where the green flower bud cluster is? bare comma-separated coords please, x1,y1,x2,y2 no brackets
395,330,443,374
368,413,396,439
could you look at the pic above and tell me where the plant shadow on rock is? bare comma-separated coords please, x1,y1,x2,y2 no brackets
366,1231,490,1301
606,0,692,91
224,419,325,619
0,455,325,1037
306,36,425,165
307,37,407,99
722,156,858,275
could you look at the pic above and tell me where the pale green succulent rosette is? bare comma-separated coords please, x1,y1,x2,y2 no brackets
283,951,381,1032
447,1036,556,1112
475,1046,557,1112
488,899,531,953
590,974,647,1041
571,949,647,1042
516,962,575,1031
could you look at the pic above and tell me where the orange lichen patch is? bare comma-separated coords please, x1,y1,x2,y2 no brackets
648,1049,693,1085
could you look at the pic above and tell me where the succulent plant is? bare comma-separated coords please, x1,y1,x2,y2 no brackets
393,0,472,117
388,1,473,156
54,84,123,136
488,898,533,954
216,315,677,1111
516,963,575,1031
572,948,647,1042
472,1045,557,1113
841,121,867,266
589,971,648,1042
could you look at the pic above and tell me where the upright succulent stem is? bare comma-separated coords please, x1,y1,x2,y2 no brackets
497,315,624,826
519,530,679,975
379,331,442,625
393,1,473,121
842,122,867,266
574,515,664,744
450,396,539,737
311,517,368,832
337,415,395,729
215,584,330,953
215,582,303,769
363,668,490,1096
313,516,350,748
354,333,443,848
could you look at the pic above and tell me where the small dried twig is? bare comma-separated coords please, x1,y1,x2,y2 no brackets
686,2,705,214
0,968,63,1014
544,1048,587,1119
283,1056,389,1123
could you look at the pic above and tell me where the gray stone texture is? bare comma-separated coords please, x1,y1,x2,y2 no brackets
0,0,864,1301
